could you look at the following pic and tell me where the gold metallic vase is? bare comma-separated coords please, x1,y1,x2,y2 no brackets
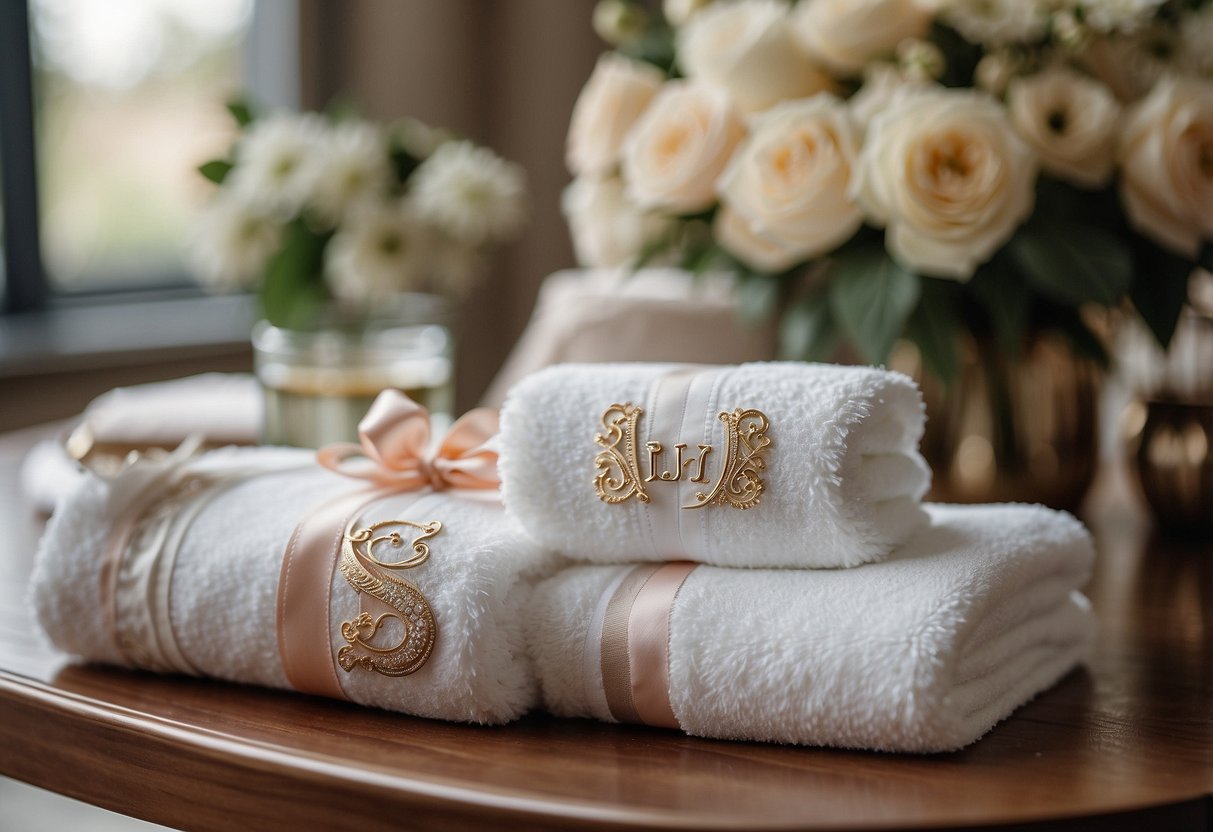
896,334,1101,511
1124,399,1213,538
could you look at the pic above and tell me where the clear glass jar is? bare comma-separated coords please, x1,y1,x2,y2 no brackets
252,293,454,448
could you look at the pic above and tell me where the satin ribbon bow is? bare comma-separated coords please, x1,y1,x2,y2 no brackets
317,389,500,491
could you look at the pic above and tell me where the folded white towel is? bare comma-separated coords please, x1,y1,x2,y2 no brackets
526,503,1095,752
501,361,929,568
32,447,556,724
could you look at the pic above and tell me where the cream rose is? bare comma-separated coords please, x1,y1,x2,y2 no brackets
717,95,863,271
621,81,745,213
562,175,674,268
677,0,833,114
1118,76,1213,258
853,88,1038,280
715,206,794,272
790,0,934,77
1008,66,1120,188
849,64,935,134
566,53,664,177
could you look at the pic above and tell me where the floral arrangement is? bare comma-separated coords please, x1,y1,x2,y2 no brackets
564,0,1213,379
193,103,527,328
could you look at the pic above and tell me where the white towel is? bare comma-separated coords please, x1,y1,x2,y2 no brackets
501,361,929,568
526,503,1095,752
31,446,557,724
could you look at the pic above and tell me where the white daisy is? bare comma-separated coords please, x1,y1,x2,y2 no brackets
409,141,527,246
309,120,394,227
324,200,429,302
227,111,326,216
190,191,281,291
942,0,1051,46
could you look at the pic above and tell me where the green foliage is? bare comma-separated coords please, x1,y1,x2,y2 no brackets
967,252,1031,355
197,159,233,185
734,271,783,324
226,98,255,127
828,245,921,365
906,278,960,383
260,220,332,329
779,290,838,363
1130,235,1194,348
1008,221,1133,307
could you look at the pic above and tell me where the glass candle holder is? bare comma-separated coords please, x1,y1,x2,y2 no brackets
252,294,454,448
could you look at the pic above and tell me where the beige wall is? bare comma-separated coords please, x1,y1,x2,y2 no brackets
301,0,600,409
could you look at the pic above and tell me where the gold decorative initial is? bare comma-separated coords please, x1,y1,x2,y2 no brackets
686,408,772,511
593,402,771,510
594,403,651,503
337,518,440,677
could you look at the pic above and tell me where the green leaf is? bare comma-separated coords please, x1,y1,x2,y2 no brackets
735,272,782,324
226,99,254,127
967,253,1031,355
198,159,233,185
828,246,921,365
1008,222,1132,307
1046,306,1110,367
1130,236,1193,348
260,220,332,329
779,291,837,363
906,278,959,383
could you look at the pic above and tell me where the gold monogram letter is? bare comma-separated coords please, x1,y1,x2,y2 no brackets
594,403,651,504
337,519,440,677
687,408,772,511
593,402,771,510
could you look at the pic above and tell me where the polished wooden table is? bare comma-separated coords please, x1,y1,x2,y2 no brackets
1,423,1210,831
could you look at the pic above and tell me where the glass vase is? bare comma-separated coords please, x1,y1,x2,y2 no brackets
252,293,454,448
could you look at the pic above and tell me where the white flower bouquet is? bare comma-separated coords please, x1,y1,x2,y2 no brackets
566,0,1213,379
194,102,527,328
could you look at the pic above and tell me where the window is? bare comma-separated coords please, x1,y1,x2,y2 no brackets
1,0,298,312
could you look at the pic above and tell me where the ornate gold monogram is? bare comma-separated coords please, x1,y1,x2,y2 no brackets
592,404,771,510
337,519,440,677
594,403,651,504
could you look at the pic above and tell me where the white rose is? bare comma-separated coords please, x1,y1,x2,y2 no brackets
677,0,833,114
621,81,745,213
562,175,674,268
715,206,796,272
567,53,665,177
1118,76,1213,258
852,88,1038,280
789,0,933,77
849,64,935,134
1008,66,1120,189
717,95,863,271
664,0,714,26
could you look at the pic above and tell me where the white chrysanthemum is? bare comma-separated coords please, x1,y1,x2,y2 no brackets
228,112,326,216
942,0,1050,46
409,141,527,246
309,120,394,227
1077,0,1166,33
191,191,281,291
324,201,429,302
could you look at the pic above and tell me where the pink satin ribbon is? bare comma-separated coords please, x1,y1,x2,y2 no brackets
277,390,501,699
316,389,500,492
600,562,698,729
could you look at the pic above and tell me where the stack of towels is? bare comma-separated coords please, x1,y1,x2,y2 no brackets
31,361,1095,753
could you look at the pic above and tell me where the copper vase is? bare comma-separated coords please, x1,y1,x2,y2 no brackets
1124,399,1213,537
896,334,1101,511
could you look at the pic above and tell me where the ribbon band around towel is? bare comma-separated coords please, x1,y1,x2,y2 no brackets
596,562,697,729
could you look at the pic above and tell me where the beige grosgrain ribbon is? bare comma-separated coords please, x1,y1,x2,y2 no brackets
277,390,501,698
599,562,698,729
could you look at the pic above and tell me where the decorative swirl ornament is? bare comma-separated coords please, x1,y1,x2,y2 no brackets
686,408,771,510
594,403,651,504
337,518,441,677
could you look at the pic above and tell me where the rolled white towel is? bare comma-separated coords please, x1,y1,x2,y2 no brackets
526,503,1096,752
32,446,556,724
501,361,929,568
